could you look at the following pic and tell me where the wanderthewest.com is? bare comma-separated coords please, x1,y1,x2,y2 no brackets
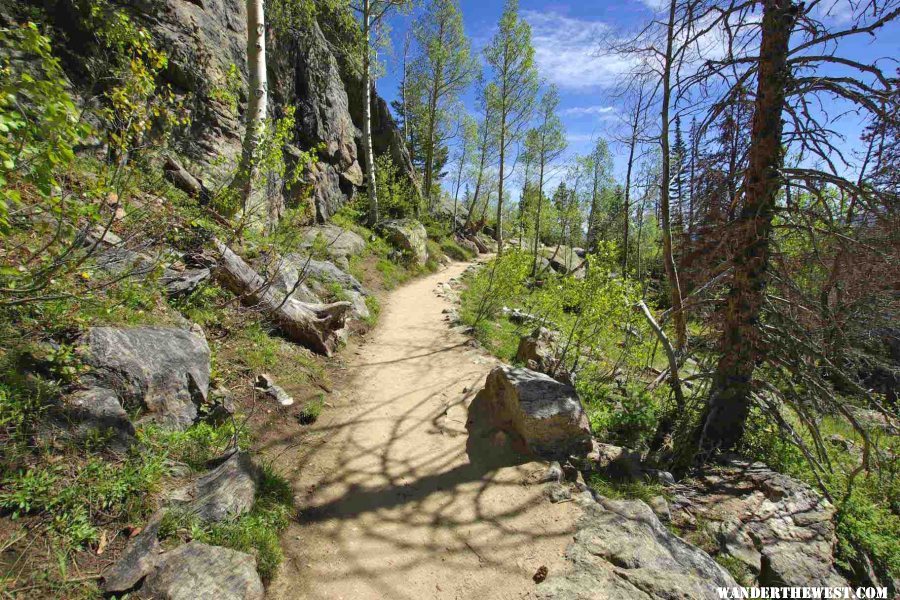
716,588,889,599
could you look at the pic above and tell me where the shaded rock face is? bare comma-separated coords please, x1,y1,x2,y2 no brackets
468,366,592,460
538,496,738,599
140,542,264,600
27,0,414,220
379,219,428,266
119,0,247,181
55,387,136,450
78,327,211,430
671,460,848,588
271,18,362,221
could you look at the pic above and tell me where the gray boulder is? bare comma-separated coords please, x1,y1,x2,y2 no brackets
671,460,848,588
538,496,737,599
140,542,264,600
298,224,366,270
284,254,367,295
160,266,211,297
55,387,136,451
78,327,211,430
168,452,259,523
468,366,592,459
379,219,428,266
575,439,644,482
516,327,567,381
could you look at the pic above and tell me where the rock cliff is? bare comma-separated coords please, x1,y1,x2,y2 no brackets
9,0,417,223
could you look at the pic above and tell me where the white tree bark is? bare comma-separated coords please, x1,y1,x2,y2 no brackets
233,0,268,225
363,0,379,227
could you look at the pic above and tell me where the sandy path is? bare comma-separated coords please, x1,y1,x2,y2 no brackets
268,260,581,600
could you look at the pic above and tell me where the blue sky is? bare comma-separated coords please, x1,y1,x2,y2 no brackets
374,0,900,187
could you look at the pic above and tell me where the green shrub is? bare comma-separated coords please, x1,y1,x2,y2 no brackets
298,394,324,425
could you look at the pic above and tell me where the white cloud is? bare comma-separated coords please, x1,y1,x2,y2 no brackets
523,11,638,90
563,105,618,117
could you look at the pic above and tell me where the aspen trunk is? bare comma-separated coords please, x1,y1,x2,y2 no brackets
363,0,379,227
233,0,268,223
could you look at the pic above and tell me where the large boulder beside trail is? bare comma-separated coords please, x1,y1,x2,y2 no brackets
78,326,211,430
140,542,264,600
468,366,591,459
671,459,848,588
379,219,428,266
297,224,366,270
538,496,738,599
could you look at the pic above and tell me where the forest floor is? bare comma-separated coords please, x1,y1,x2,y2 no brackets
264,259,581,600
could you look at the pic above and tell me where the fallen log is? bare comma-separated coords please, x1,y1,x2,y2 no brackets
213,239,351,356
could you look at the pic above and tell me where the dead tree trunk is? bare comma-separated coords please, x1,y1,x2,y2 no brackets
688,0,796,462
213,240,351,356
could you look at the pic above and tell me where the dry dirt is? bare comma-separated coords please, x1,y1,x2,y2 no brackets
267,260,582,600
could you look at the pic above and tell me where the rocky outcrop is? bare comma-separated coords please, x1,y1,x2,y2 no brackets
270,17,362,221
671,460,849,588
538,495,738,599
140,542,264,600
78,326,211,430
468,365,592,460
24,0,414,221
379,219,428,266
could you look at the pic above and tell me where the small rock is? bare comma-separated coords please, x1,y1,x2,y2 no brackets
539,461,564,484
102,516,162,593
648,495,671,522
645,468,676,486
168,452,258,523
255,373,294,407
533,565,549,584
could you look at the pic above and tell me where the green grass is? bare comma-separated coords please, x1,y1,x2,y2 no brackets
298,393,325,425
587,473,669,504
470,316,523,363
440,238,476,262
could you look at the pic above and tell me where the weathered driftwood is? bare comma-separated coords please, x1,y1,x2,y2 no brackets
213,240,351,356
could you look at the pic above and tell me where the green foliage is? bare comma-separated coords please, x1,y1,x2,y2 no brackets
0,453,165,547
460,249,531,326
372,153,416,219
580,378,665,449
0,23,90,232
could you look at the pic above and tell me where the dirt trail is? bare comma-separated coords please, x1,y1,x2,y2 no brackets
268,260,581,600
